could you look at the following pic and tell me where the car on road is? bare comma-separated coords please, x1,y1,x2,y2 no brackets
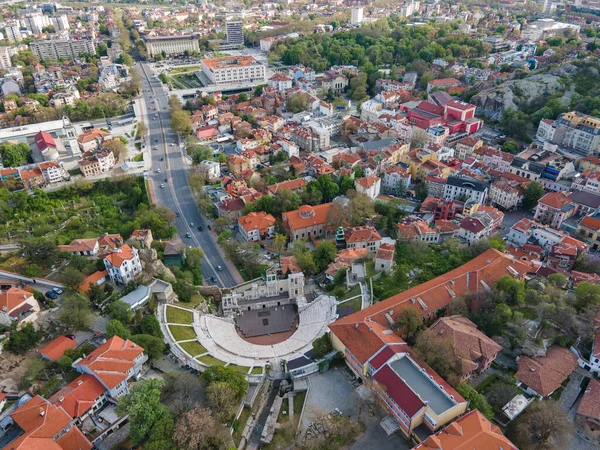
169,143,174,147
176,212,180,217
190,222,194,226
52,287,63,295
164,178,168,182
210,276,217,283
156,168,161,173
45,290,57,299
160,157,164,161
217,265,223,271
207,224,211,230
197,226,203,231
155,138,158,142
160,184,165,188
185,232,191,238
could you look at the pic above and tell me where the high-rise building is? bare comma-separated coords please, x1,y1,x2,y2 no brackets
226,21,244,46
0,47,13,69
52,15,70,31
26,14,50,34
30,39,96,60
350,7,364,25
4,24,22,43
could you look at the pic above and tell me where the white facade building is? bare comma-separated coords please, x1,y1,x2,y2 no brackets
350,7,364,25
200,56,267,85
144,34,200,58
30,39,96,60
103,244,142,285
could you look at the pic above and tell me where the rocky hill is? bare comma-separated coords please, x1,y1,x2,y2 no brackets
472,73,566,121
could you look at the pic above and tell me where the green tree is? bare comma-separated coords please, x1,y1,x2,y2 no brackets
495,275,525,305
186,247,204,268
502,141,519,153
292,239,317,274
140,315,162,337
58,294,93,332
206,381,237,423
0,142,31,167
60,266,84,290
396,308,420,340
117,379,171,445
107,300,133,324
131,334,166,360
145,417,176,450
171,109,193,135
287,92,308,113
201,366,248,399
415,183,428,201
6,322,41,354
574,281,600,312
456,383,494,420
312,333,332,357
313,240,337,272
522,182,544,210
106,319,131,339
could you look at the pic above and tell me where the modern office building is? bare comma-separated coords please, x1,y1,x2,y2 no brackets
30,39,96,60
200,56,267,85
144,33,200,57
226,21,244,46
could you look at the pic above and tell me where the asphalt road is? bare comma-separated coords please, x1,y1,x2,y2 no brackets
137,62,238,288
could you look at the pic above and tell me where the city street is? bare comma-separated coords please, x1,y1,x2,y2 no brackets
136,61,240,287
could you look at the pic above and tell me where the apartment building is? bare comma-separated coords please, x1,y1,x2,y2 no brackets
443,175,488,204
238,211,276,242
533,191,575,229
344,226,383,255
144,33,200,57
0,46,13,69
78,149,116,177
30,39,96,60
4,24,22,43
537,111,600,156
200,56,267,85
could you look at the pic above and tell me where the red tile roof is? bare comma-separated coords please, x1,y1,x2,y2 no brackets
376,243,395,261
331,249,533,340
104,244,136,269
413,409,518,450
538,192,573,209
49,374,106,419
516,346,578,397
75,336,144,389
78,270,107,294
355,176,380,190
282,203,333,232
40,336,77,361
238,211,276,234
344,226,382,244
578,378,600,421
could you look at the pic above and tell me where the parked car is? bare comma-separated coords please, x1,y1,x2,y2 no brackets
52,287,63,295
45,290,57,299
185,232,191,238
156,168,161,173
160,184,165,188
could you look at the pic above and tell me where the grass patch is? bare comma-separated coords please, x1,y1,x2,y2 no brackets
293,391,306,416
197,354,225,366
338,284,361,302
475,373,501,394
233,406,252,446
166,306,193,324
169,65,201,74
67,168,81,176
517,307,537,320
228,365,251,375
278,397,290,423
169,325,197,341
188,294,205,308
133,153,144,162
251,366,264,374
179,341,207,357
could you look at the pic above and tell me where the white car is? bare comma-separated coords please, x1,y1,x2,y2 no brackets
160,184,165,188
156,168,161,173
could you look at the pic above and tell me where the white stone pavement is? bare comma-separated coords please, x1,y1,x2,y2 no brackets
159,295,337,371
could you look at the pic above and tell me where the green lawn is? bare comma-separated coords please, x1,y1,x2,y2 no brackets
166,306,193,324
228,365,250,375
517,307,538,320
187,294,205,308
169,65,201,74
233,406,252,446
179,341,207,357
169,325,197,341
133,153,143,162
251,366,264,375
197,355,225,366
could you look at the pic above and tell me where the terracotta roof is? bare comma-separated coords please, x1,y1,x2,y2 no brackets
460,217,486,233
40,336,77,361
49,374,106,419
267,178,307,195
8,395,92,450
355,176,380,190
20,168,43,180
75,336,144,389
577,378,600,421
429,316,502,375
282,203,333,231
78,270,108,294
58,238,98,254
538,192,573,209
76,128,109,144
331,249,533,333
344,226,382,244
581,215,600,232
516,346,578,397
238,211,276,234
376,243,395,261
104,244,136,269
412,409,517,450
97,233,123,249
281,255,302,275
0,286,35,314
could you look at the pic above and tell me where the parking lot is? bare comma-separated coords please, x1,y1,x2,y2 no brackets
300,368,409,450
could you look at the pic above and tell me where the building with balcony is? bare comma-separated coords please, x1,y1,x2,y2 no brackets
200,56,267,85
103,244,142,285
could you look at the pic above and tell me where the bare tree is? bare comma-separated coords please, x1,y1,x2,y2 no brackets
173,406,227,450
414,329,460,387
510,400,573,450
206,381,237,423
